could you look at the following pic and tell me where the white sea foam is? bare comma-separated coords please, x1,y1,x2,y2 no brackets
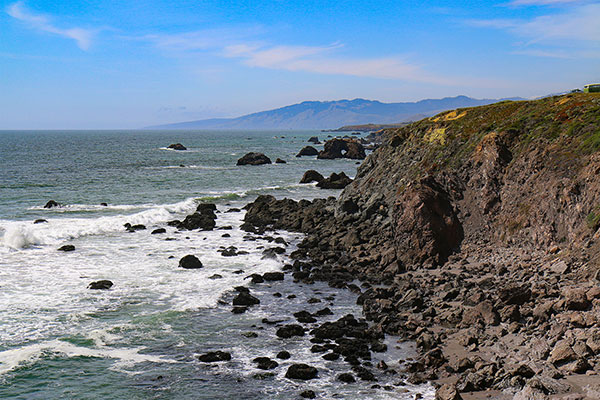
0,339,175,375
2,198,198,250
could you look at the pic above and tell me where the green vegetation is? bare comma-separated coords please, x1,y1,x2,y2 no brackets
587,206,600,230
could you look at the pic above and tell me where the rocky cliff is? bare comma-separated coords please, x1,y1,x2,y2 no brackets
243,93,600,398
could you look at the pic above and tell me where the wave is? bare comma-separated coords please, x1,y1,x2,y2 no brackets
2,197,199,249
0,339,175,375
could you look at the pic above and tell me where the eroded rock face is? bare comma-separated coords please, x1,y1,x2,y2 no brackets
317,138,366,160
300,170,324,184
237,152,272,166
393,177,463,268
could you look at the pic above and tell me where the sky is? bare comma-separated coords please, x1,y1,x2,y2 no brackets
1,0,599,129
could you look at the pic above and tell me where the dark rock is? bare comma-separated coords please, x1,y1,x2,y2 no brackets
285,364,318,380
100,202,108,206
237,152,272,166
498,284,531,305
242,331,258,338
44,200,61,209
220,246,239,257
322,352,340,361
352,366,376,381
276,351,291,359
247,274,265,283
231,306,247,314
296,146,319,157
178,255,203,269
58,245,75,252
275,158,287,164
308,136,320,144
316,172,353,189
294,311,317,323
34,219,47,224
337,373,356,383
208,274,223,279
315,307,333,316
126,224,146,232
300,170,324,184
178,213,216,231
232,292,260,306
263,272,284,281
276,324,306,338
151,228,166,234
317,138,366,160
253,357,279,370
300,390,316,399
88,280,113,290
198,351,231,362
167,143,187,150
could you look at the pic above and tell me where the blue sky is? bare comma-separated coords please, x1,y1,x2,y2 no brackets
1,0,599,129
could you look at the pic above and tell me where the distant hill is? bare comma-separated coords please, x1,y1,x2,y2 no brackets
146,96,523,130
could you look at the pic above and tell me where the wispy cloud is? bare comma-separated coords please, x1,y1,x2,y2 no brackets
470,3,600,58
223,43,454,83
508,0,589,5
6,1,93,50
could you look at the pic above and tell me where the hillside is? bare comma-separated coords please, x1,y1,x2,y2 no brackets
241,93,600,398
147,96,516,130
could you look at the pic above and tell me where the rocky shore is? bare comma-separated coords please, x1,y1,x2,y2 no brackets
238,93,600,398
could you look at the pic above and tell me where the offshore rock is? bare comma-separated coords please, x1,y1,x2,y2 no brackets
178,254,203,269
317,138,366,160
237,152,272,166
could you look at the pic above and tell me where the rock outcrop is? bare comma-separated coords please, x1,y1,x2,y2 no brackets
237,152,272,165
296,146,319,157
168,143,187,150
317,138,366,160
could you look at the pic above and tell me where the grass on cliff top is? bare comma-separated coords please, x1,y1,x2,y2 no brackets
383,93,600,179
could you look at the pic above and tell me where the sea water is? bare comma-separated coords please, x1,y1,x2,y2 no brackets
0,130,433,399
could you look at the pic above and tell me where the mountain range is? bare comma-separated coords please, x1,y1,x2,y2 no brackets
147,96,523,130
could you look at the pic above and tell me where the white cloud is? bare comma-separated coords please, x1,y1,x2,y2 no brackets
508,0,588,5
222,43,451,83
6,1,93,50
470,3,600,58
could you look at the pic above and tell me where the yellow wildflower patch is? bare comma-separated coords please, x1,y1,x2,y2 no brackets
557,97,570,106
431,110,467,122
424,127,447,145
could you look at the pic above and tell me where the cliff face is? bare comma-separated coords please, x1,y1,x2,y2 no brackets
338,93,600,272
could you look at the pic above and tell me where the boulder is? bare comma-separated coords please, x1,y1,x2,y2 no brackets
88,280,113,290
198,351,231,362
275,158,287,164
317,138,366,160
178,255,203,269
151,228,166,234
167,143,187,150
58,245,75,252
296,146,319,157
232,292,260,306
337,373,356,383
300,170,324,184
34,219,47,224
276,324,306,338
436,384,463,400
285,364,318,380
308,136,320,144
316,172,353,189
237,152,272,166
277,351,291,359
300,390,316,399
178,213,216,231
263,272,284,281
44,200,61,208
253,357,279,370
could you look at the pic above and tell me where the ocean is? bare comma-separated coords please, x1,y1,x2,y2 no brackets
0,130,433,399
